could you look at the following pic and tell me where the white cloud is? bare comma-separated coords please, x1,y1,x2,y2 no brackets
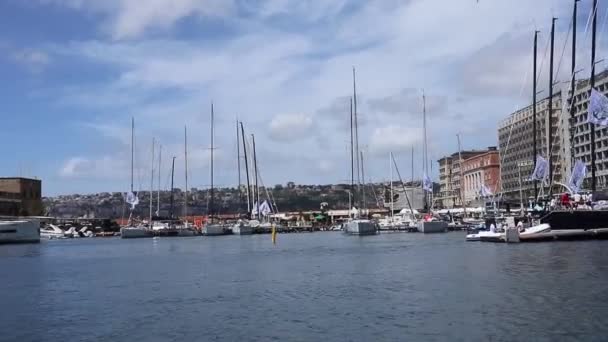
12,49,50,72
268,113,314,141
369,125,422,155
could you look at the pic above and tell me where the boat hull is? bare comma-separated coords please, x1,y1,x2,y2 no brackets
0,220,40,244
232,224,253,235
120,227,153,238
540,210,608,230
417,221,448,233
203,224,226,236
344,220,377,235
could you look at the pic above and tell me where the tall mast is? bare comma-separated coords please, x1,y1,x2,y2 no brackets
170,156,175,219
157,144,161,216
533,30,539,200
184,126,188,227
350,97,355,193
131,117,134,193
149,138,155,226
570,0,579,171
548,17,557,196
236,118,242,212
457,133,465,218
422,91,428,210
591,0,598,192
210,102,215,223
353,67,361,206
252,134,260,220
361,150,366,210
390,152,394,226
411,146,414,183
240,122,252,216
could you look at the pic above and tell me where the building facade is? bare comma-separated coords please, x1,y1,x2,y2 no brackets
498,92,564,202
384,182,427,211
436,150,490,208
462,147,500,205
569,69,608,190
0,178,43,216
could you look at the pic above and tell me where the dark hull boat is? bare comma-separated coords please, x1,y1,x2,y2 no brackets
540,210,608,230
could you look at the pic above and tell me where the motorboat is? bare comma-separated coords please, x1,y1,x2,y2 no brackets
0,220,40,244
467,223,552,242
466,230,502,241
344,219,377,235
40,224,66,239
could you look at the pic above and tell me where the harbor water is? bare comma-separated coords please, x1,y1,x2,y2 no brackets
2,233,608,341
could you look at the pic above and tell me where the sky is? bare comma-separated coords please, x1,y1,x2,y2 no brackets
1,0,605,196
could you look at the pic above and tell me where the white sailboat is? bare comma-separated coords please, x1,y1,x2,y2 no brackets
343,67,377,236
121,118,153,239
417,91,447,233
203,103,227,236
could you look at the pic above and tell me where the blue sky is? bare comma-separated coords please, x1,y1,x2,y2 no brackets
0,0,602,196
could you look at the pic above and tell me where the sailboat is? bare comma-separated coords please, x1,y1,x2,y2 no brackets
232,120,253,235
416,91,447,233
121,118,154,239
378,153,418,230
203,103,228,236
343,67,377,235
538,1,608,231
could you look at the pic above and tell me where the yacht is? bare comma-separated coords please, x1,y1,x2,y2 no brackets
0,220,40,244
40,224,66,239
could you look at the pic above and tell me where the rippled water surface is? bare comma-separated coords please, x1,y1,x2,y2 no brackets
2,232,608,341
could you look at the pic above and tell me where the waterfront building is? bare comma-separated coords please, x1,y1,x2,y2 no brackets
436,151,488,208
498,92,564,203
0,177,43,216
461,147,500,206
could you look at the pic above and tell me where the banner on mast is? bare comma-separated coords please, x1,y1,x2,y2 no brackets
588,88,608,127
568,160,587,193
422,174,433,192
530,155,549,183
125,191,139,210
479,184,493,197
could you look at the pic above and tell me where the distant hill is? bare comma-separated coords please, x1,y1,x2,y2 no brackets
43,182,404,219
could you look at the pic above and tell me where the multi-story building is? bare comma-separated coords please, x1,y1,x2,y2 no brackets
462,147,500,205
569,69,608,189
498,92,564,203
436,150,489,208
0,177,43,216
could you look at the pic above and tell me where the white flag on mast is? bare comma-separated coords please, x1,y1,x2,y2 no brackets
588,88,608,126
530,155,549,182
479,184,493,197
259,200,272,216
125,191,139,210
422,174,433,192
568,160,587,193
